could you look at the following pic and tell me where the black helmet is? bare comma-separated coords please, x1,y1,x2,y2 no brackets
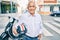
8,23,27,39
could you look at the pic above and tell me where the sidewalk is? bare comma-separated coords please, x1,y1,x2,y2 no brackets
0,29,4,35
53,17,60,23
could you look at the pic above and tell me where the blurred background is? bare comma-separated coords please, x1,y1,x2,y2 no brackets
0,0,60,40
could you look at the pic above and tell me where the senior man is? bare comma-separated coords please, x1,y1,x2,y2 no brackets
13,1,43,40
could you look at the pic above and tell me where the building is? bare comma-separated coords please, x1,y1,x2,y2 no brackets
37,0,60,15
0,0,60,16
0,0,28,17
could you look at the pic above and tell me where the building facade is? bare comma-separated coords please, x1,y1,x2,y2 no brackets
37,0,60,15
0,0,29,17
0,0,60,15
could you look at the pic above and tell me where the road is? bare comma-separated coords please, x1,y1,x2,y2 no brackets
0,15,60,40
41,15,60,40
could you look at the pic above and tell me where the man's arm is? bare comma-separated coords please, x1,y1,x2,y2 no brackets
38,15,43,40
12,15,23,35
38,34,42,40
12,26,18,35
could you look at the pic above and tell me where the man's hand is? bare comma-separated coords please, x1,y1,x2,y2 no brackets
38,34,42,40
12,27,18,35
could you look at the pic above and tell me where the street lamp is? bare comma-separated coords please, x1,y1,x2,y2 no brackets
0,0,2,13
10,0,12,13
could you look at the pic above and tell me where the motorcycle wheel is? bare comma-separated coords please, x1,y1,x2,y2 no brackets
2,36,9,40
0,36,2,40
8,25,20,39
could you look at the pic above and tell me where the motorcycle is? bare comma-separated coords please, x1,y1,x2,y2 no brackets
0,16,27,40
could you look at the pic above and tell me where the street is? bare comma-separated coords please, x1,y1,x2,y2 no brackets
0,15,60,40
42,15,60,40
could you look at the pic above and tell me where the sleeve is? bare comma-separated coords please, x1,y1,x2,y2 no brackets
39,15,43,34
18,14,24,25
13,14,23,29
13,22,19,29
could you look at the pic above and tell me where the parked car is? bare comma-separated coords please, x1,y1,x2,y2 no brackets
50,11,60,17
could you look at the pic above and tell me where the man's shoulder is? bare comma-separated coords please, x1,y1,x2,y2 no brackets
19,13,28,18
21,13,28,16
35,13,41,17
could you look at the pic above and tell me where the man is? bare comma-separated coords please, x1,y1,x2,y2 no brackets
13,1,43,40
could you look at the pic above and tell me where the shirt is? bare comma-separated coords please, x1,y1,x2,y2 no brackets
14,11,43,37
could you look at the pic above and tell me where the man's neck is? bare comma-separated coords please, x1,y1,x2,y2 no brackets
30,13,35,16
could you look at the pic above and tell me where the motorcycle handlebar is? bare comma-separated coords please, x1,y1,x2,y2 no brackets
8,16,18,23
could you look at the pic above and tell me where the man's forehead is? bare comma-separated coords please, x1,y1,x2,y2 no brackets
28,1,35,6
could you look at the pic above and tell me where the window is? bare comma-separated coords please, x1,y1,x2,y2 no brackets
1,1,17,14
50,5,54,12
53,6,59,11
41,6,50,12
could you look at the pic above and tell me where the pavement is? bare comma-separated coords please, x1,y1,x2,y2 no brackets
41,15,60,40
52,17,60,23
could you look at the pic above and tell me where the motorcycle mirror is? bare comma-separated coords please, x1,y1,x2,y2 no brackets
9,17,13,22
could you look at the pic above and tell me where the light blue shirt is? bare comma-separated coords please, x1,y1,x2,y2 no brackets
16,12,43,37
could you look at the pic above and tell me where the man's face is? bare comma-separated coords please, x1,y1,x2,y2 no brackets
28,2,36,14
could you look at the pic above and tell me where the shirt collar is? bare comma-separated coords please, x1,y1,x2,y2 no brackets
27,11,36,17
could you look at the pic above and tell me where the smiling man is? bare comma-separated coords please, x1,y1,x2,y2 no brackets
13,1,43,40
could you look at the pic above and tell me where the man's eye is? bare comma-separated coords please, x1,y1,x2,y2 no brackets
29,6,35,7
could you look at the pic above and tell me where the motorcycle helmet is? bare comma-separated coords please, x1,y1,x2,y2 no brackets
8,23,27,39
